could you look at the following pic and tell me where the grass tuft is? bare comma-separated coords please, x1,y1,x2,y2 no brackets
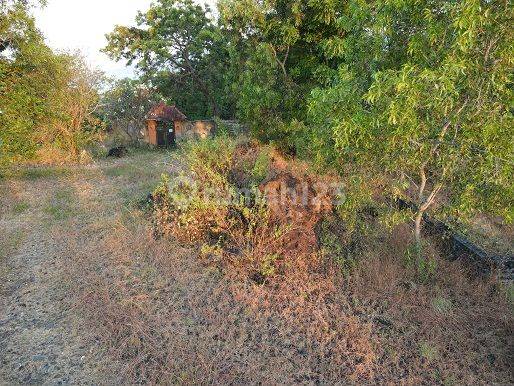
12,202,30,214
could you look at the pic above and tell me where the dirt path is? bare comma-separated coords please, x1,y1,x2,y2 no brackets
0,152,173,385
0,227,93,385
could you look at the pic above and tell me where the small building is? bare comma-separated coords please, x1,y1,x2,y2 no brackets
145,102,187,147
144,102,217,147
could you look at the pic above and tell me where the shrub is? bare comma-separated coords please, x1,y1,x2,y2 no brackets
318,218,358,277
250,146,271,185
419,341,439,362
151,136,324,284
181,134,236,186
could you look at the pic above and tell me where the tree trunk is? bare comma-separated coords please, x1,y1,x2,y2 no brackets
414,209,424,254
414,175,444,254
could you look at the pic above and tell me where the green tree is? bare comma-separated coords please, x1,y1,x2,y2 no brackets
100,78,161,142
43,52,105,159
1,3,62,165
104,0,233,118
308,0,514,246
218,0,351,144
1,4,104,167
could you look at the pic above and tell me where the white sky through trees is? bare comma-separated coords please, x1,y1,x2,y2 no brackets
33,0,215,79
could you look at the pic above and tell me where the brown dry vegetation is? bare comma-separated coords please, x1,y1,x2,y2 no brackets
1,145,512,385
146,137,512,384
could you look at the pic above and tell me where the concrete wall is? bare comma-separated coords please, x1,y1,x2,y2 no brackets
176,120,216,140
146,120,158,145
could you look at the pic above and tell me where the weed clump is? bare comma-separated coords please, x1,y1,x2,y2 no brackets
150,136,284,279
150,135,346,284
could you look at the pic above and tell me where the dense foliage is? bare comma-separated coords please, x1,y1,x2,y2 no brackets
2,0,512,235
104,0,235,119
218,0,512,237
305,0,514,240
0,1,103,168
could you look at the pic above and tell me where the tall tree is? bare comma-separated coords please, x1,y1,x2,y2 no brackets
1,3,61,165
218,0,350,143
104,0,230,118
100,78,161,142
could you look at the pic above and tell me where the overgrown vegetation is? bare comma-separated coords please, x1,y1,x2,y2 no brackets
105,0,513,250
144,136,513,384
151,135,285,282
1,0,513,383
0,1,104,171
98,78,162,145
5,0,510,239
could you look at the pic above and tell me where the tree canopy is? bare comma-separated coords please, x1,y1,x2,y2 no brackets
104,0,234,119
306,0,514,239
99,78,161,142
1,3,104,168
216,0,513,241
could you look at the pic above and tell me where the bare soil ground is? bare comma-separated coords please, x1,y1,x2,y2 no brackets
1,150,512,385
0,151,173,384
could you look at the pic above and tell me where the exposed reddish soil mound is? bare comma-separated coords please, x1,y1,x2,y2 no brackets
259,172,333,254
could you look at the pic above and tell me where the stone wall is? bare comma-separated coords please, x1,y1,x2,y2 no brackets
176,120,216,140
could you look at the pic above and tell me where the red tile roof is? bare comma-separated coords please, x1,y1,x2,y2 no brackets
147,102,187,121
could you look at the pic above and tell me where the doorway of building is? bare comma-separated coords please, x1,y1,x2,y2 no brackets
156,121,176,147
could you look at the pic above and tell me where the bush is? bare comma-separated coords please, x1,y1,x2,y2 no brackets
318,218,358,277
151,135,321,283
153,136,264,245
250,146,271,185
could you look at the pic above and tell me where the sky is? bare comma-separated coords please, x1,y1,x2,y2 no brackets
32,0,152,79
34,0,151,78
33,0,217,78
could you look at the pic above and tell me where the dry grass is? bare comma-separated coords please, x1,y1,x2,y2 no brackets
71,216,512,384
3,146,510,384
348,224,512,384
140,138,513,384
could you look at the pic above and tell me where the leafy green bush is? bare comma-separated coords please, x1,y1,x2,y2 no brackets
153,136,265,245
419,341,439,362
151,136,324,284
250,146,271,185
1,5,104,167
181,134,236,186
318,219,358,277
